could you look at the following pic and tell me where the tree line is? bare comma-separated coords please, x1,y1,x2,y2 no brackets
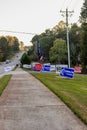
0,36,20,61
29,0,87,73
29,21,81,66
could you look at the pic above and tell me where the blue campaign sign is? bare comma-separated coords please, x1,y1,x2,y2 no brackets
60,68,74,78
42,65,50,72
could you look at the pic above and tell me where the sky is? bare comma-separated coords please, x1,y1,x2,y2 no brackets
0,0,84,46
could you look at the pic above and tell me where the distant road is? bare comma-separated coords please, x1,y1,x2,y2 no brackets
0,51,24,76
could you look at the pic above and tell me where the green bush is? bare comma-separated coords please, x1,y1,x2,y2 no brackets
82,65,87,74
20,53,31,67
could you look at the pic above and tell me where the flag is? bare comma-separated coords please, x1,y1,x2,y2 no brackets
37,42,43,59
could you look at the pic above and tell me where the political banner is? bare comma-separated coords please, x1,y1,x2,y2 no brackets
60,68,74,79
42,65,50,72
50,65,56,71
37,42,43,59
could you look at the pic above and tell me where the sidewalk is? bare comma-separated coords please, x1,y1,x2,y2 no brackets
0,68,87,130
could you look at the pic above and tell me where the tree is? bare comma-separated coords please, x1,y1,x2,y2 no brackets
49,39,67,64
80,0,87,23
20,53,31,67
39,35,54,61
0,35,20,62
52,20,66,40
6,36,19,52
80,0,87,73
52,21,66,32
0,36,9,61
31,30,55,62
69,23,81,66
30,20,82,65
12,37,19,52
19,41,24,51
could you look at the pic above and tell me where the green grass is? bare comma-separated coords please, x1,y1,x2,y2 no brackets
0,75,12,95
31,73,87,124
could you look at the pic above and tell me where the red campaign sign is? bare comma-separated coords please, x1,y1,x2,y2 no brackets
74,66,82,73
35,64,42,71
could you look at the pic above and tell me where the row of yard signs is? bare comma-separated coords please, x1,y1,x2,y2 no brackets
34,63,69,72
23,63,82,79
34,63,50,72
34,63,74,79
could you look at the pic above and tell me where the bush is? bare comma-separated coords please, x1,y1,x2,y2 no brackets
82,65,87,74
20,53,31,67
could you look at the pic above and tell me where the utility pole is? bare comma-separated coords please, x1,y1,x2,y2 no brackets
60,8,74,68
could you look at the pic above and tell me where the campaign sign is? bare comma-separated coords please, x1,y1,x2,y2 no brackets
34,63,42,71
60,68,74,78
42,65,50,72
74,66,82,73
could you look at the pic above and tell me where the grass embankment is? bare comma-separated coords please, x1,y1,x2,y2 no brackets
0,75,12,95
31,73,87,124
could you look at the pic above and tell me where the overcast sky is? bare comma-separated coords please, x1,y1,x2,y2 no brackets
0,0,84,46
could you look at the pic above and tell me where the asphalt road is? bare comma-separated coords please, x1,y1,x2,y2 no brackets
0,51,24,75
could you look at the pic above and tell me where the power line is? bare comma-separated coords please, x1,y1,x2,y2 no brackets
60,0,67,10
0,30,37,35
71,0,81,11
60,0,80,12
60,0,73,10
67,0,73,8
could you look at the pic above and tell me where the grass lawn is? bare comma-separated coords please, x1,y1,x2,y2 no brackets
31,72,87,124
0,75,12,95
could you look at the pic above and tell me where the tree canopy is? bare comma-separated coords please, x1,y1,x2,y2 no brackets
80,0,87,73
30,21,81,67
0,36,20,61
49,39,67,64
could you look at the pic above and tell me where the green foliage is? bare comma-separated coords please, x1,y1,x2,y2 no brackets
52,20,66,40
20,53,31,66
0,36,20,61
31,30,55,62
81,23,87,69
31,21,81,65
80,0,87,23
0,75,12,95
28,41,38,61
0,36,9,61
12,37,19,52
32,73,87,124
49,38,67,64
82,65,87,74
80,0,87,73
69,23,81,66
39,35,54,61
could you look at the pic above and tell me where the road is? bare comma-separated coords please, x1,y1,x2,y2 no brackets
0,51,24,76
